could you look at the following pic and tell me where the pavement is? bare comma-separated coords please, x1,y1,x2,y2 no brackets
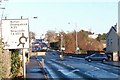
103,61,120,67
26,56,45,79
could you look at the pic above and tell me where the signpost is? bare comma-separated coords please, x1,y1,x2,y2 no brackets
2,18,29,78
2,19,29,49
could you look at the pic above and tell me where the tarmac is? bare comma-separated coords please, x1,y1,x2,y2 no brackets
103,61,120,67
26,56,120,79
26,56,46,79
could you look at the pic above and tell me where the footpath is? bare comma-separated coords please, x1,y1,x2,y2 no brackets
103,61,120,67
26,56,46,79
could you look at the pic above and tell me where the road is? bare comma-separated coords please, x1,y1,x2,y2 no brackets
37,51,120,80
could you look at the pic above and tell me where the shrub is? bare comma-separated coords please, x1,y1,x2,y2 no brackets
11,50,20,77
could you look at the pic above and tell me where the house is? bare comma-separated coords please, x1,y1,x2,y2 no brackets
88,34,98,39
106,25,118,52
106,24,120,61
106,1,120,61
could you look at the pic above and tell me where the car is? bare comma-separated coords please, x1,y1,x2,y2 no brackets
85,53,108,62
32,47,36,52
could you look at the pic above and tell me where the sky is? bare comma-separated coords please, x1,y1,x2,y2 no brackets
0,0,119,38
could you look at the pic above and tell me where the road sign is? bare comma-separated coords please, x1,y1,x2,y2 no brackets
2,19,29,49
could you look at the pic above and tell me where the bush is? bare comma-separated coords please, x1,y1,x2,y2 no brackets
11,50,20,77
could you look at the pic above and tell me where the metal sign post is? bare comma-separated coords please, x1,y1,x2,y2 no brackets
1,18,29,78
22,48,26,78
2,19,29,49
18,33,28,78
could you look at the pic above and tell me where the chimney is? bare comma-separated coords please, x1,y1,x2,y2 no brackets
114,23,117,32
21,16,23,19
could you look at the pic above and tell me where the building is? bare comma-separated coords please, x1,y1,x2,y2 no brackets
105,1,120,61
88,34,98,39
106,25,118,53
106,24,120,61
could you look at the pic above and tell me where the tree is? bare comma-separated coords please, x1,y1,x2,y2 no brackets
29,31,36,43
97,33,107,41
64,30,104,53
46,30,57,43
64,32,76,53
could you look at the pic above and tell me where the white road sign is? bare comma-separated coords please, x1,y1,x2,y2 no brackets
2,19,29,49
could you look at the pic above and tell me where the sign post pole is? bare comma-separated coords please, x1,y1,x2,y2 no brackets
1,18,29,78
22,48,26,78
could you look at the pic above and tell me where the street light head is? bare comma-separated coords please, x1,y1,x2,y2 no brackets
0,7,5,9
33,17,38,19
68,22,70,24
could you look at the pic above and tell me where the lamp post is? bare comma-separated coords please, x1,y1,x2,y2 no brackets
57,31,65,60
60,34,63,52
0,7,5,79
0,7,5,38
0,2,9,45
75,24,78,54
68,22,79,54
0,7,5,52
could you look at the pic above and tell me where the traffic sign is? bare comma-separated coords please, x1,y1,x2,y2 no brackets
2,19,29,49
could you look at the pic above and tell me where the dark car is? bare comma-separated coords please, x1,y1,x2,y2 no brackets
85,53,108,62
32,41,42,52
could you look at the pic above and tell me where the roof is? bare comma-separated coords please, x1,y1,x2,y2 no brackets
106,26,117,38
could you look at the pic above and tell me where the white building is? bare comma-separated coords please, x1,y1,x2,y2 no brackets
88,34,98,39
106,25,118,53
106,2,120,61
106,24,120,61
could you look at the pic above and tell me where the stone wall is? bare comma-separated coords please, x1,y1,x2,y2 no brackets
0,49,11,78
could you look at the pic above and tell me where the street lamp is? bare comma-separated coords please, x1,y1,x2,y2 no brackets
0,7,5,79
0,0,9,43
68,22,79,54
75,24,79,54
57,31,65,60
0,7,5,51
60,34,63,52
0,7,5,38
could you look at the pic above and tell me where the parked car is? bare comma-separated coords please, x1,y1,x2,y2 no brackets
32,47,36,52
85,53,108,62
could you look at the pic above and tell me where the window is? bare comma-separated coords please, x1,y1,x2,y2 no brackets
107,39,109,46
111,39,112,45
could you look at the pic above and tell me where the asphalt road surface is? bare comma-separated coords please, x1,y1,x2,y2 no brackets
37,51,120,80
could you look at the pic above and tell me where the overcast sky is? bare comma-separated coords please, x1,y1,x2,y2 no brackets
0,0,119,38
